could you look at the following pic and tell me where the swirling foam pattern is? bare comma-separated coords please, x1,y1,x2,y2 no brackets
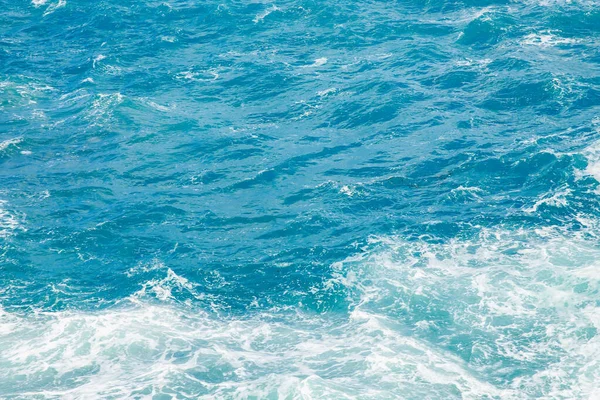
1,0,600,398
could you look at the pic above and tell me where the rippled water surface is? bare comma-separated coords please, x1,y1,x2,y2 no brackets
2,0,600,398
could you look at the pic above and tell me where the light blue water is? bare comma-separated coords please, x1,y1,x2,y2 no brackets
2,0,600,398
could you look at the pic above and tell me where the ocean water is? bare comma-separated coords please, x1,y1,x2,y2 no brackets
2,0,600,398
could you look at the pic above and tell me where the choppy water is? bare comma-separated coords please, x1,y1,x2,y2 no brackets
2,0,600,398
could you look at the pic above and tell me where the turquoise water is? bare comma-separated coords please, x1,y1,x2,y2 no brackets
2,0,600,398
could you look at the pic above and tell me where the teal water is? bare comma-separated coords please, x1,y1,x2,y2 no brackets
2,0,600,398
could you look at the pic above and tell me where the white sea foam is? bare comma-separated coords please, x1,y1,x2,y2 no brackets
145,99,174,113
92,54,106,68
304,57,328,68
536,0,596,7
253,5,280,23
331,228,600,398
0,200,24,238
131,266,200,303
581,141,600,183
521,32,579,47
175,69,220,82
523,187,571,213
455,58,492,68
317,87,337,97
340,185,357,197
1,79,56,113
0,301,507,399
313,57,327,66
448,185,484,202
43,0,66,16
3,227,600,398
0,137,23,152
86,93,124,125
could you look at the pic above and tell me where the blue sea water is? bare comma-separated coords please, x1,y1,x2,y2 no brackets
2,0,600,398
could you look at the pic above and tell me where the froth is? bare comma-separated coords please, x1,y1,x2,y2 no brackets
329,228,600,398
0,137,23,152
582,141,600,183
0,200,24,238
253,5,280,23
0,300,507,399
5,226,600,398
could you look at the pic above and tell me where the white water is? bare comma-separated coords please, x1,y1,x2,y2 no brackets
2,227,600,399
